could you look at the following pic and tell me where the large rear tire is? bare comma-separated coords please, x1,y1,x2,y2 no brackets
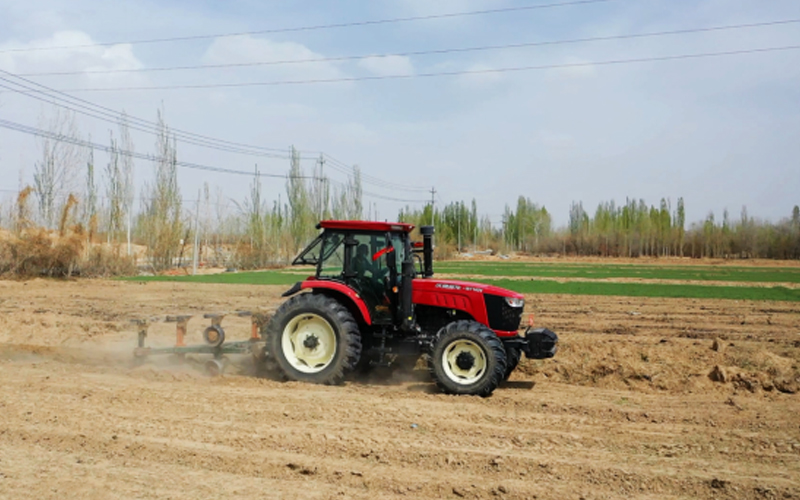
266,293,362,385
428,320,506,397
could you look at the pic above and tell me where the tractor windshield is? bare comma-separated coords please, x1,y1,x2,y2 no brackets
315,231,404,279
319,233,346,278
292,235,324,265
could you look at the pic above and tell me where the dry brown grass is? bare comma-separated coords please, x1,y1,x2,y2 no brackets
80,245,137,276
0,225,136,278
0,227,83,277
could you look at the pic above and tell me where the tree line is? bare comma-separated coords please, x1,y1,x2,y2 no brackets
2,107,798,276
400,196,800,260
0,108,365,272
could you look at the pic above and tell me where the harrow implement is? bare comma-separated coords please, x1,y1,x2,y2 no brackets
131,310,272,375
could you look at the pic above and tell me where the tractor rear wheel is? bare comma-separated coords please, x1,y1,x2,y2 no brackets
266,293,362,385
428,320,506,397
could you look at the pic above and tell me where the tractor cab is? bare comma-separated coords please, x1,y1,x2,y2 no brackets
292,221,412,325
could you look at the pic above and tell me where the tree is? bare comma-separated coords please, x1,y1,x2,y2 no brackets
675,197,685,256
236,167,268,266
309,155,330,221
568,201,588,254
33,109,81,228
82,146,98,235
287,146,312,250
105,131,123,242
119,113,135,253
139,110,183,269
331,164,363,221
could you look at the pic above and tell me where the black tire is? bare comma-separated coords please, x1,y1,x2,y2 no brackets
266,293,361,385
428,320,506,397
503,346,522,381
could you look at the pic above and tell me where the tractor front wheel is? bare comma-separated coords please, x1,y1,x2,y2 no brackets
266,293,362,385
503,346,522,381
428,320,506,397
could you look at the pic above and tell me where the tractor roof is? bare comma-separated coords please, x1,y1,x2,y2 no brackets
317,220,415,233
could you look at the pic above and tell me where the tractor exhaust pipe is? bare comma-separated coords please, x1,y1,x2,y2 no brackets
420,225,434,278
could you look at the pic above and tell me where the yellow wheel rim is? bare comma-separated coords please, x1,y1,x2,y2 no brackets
282,313,337,374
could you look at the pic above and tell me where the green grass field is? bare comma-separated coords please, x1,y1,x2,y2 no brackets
123,270,307,286
434,261,800,284
475,278,800,302
123,262,800,302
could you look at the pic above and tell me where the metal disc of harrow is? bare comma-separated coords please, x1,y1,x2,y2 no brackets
205,357,229,377
203,325,225,347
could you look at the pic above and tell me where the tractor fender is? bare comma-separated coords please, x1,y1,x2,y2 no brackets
297,279,373,326
281,281,303,297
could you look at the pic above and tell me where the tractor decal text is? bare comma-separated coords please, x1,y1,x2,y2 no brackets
434,283,484,293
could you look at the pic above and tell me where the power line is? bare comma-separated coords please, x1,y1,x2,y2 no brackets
0,117,313,180
0,78,430,193
0,68,305,157
322,154,430,192
325,177,430,203
16,19,800,78
0,69,431,193
0,80,299,160
0,118,430,204
44,45,800,92
0,0,612,54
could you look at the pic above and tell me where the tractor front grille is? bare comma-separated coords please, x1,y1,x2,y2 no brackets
484,294,523,332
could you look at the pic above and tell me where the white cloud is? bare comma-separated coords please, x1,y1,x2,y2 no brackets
202,36,346,81
455,63,505,88
358,55,414,76
0,30,145,86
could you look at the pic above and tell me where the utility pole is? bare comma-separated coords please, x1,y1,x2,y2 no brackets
317,154,325,220
457,207,461,253
192,189,200,276
429,187,436,225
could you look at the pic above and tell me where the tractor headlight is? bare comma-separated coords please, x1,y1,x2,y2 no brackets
504,297,524,308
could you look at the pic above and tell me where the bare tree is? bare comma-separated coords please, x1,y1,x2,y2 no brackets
33,108,81,228
138,110,183,270
119,113,135,254
287,146,312,250
237,166,269,267
331,165,362,220
81,145,98,230
105,131,123,242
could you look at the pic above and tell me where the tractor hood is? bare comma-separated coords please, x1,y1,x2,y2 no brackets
412,279,523,299
412,278,525,336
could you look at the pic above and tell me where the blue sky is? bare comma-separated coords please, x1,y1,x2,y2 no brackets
0,0,799,227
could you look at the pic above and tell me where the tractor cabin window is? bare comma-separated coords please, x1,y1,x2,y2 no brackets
292,235,323,266
318,233,345,279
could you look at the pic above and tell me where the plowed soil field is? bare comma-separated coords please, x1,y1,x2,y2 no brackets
1,278,798,499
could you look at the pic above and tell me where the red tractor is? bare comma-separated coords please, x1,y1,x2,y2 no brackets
266,220,557,397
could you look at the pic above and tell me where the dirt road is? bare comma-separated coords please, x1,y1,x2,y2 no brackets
0,279,798,499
